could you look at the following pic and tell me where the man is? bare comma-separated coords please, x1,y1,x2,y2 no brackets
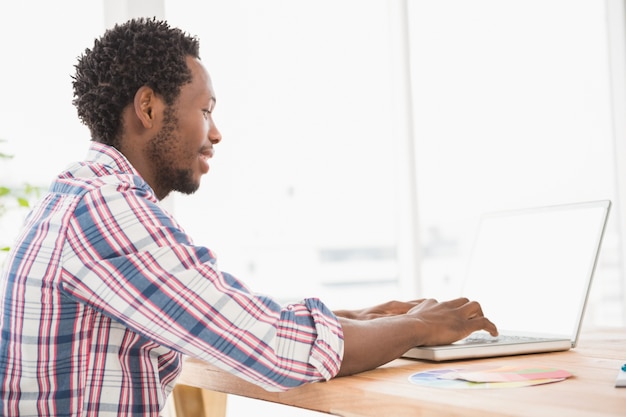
0,18,497,416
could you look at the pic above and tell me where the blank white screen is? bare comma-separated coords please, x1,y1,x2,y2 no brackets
461,201,610,338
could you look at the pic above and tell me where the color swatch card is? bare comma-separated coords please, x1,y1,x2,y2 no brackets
409,365,572,389
437,365,572,383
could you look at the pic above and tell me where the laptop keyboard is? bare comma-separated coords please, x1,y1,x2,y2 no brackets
456,332,553,345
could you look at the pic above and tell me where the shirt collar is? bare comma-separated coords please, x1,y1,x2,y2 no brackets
86,142,141,178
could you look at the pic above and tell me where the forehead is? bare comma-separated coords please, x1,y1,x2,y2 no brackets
180,56,215,105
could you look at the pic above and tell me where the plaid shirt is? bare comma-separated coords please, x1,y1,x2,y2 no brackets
0,142,343,416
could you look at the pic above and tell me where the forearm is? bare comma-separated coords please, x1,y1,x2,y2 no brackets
336,315,422,376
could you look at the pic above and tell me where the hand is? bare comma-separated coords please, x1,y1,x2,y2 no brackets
408,297,498,346
334,299,425,320
336,297,497,377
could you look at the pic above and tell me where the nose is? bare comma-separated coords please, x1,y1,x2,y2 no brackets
209,117,222,145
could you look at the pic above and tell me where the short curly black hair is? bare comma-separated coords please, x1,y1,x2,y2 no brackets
72,17,200,148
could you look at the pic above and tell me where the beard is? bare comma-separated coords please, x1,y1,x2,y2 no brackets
147,107,200,199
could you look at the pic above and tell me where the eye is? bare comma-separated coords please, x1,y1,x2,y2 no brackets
202,109,211,120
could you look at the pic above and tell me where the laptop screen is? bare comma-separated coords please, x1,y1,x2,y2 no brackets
460,200,611,341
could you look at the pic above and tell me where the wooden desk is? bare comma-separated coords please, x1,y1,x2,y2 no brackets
176,328,626,416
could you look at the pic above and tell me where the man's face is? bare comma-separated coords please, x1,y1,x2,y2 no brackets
147,57,221,199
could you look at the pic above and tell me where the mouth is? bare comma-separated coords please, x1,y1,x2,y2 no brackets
200,144,214,158
198,147,214,174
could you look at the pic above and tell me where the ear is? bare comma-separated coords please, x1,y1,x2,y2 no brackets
133,86,160,129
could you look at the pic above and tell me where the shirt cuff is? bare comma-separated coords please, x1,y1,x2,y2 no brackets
303,297,344,381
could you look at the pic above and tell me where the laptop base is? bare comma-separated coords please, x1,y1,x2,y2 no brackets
402,338,572,362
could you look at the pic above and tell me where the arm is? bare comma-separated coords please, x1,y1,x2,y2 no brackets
61,184,343,391
336,298,498,376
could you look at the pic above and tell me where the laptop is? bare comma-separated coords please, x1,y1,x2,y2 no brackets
403,199,611,361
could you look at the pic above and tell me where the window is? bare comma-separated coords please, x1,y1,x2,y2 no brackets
165,0,408,309
0,0,103,251
0,0,622,326
408,0,623,325
165,0,624,325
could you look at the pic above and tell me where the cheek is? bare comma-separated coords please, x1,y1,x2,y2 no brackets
187,118,209,144
177,122,204,149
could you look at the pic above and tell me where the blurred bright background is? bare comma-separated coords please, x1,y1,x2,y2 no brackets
2,1,626,415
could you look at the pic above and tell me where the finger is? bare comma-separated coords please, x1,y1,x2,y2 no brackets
482,317,499,336
395,300,425,309
444,297,470,308
469,316,499,336
461,300,485,319
407,298,437,313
